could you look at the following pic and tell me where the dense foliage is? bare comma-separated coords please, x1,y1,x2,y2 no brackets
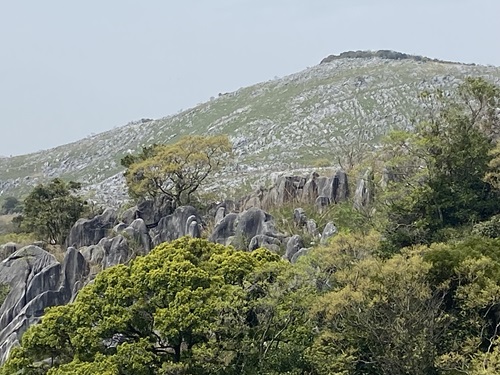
16,178,85,244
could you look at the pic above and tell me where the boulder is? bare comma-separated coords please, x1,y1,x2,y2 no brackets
210,213,239,246
284,235,304,261
315,196,330,213
293,208,307,227
214,206,226,225
291,248,310,263
66,208,117,249
320,222,338,245
248,234,281,252
306,219,320,238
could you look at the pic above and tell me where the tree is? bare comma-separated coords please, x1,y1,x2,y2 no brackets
379,77,500,250
19,178,85,244
122,135,232,206
1,237,313,375
1,196,22,215
305,233,449,375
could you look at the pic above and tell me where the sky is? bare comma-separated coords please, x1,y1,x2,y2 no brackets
1,0,499,157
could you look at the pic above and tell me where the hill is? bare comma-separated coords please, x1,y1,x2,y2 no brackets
1,51,500,205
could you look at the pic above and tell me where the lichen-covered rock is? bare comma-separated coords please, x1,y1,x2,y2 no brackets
210,213,239,246
136,195,175,227
248,234,281,252
291,248,309,263
315,196,330,213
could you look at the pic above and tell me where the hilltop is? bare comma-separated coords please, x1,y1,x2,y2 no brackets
1,51,500,205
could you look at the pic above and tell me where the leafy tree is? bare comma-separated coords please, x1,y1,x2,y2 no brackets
304,233,448,375
18,178,85,244
1,196,22,214
122,135,232,206
379,77,500,250
1,237,313,375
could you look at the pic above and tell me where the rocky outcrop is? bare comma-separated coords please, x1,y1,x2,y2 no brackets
66,208,117,249
320,222,338,245
152,206,202,246
0,243,17,262
284,235,304,261
353,169,375,210
210,208,284,251
0,245,89,363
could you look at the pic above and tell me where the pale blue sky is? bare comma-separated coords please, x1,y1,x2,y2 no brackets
1,0,499,156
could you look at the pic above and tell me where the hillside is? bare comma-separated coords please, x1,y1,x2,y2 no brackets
1,52,500,205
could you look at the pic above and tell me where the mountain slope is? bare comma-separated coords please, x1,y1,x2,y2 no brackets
1,54,500,205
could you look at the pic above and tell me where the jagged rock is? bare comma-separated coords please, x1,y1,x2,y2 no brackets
136,195,175,227
152,206,202,246
0,245,89,363
301,172,319,202
315,196,330,213
331,169,349,203
248,234,281,252
66,208,117,249
214,207,226,225
124,219,151,254
210,213,238,246
354,169,375,210
120,206,138,225
100,235,130,268
306,219,320,238
291,248,309,263
284,235,304,261
210,208,283,250
293,208,307,227
320,222,338,245
79,244,105,266
0,243,17,261
113,223,128,233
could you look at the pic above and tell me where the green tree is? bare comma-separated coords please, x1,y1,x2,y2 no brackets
122,135,232,206
19,178,85,244
304,233,449,375
1,196,22,214
1,238,313,375
379,77,500,250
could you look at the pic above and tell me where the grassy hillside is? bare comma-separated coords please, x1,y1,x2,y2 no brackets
1,54,500,205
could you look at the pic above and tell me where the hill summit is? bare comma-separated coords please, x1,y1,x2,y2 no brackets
1,51,499,205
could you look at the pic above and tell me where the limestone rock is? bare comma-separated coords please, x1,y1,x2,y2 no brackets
284,235,304,261
320,222,338,245
0,245,89,363
152,206,202,246
66,208,117,249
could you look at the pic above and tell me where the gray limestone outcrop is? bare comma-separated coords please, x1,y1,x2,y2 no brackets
284,235,304,261
66,208,117,249
152,206,202,246
210,207,284,251
0,245,89,364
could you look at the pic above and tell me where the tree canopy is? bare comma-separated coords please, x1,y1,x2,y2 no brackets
17,178,86,244
122,135,232,206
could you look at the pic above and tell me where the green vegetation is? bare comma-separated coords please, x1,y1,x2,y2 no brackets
3,77,500,375
16,178,86,245
122,135,232,206
0,197,22,215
